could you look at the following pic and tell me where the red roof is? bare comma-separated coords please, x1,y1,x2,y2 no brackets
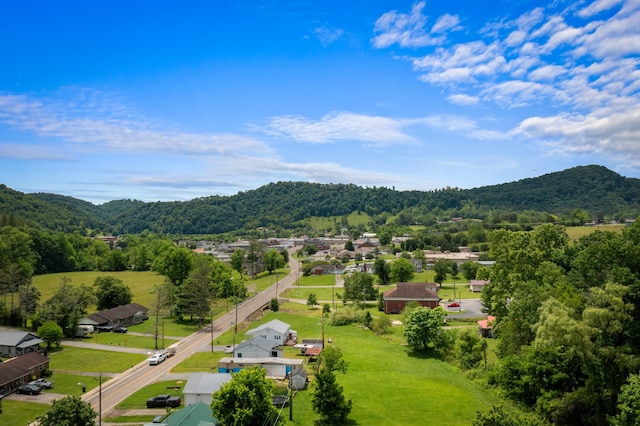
304,347,322,356
477,315,497,329
383,283,439,301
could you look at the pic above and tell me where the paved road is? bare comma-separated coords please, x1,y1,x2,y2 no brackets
81,254,301,421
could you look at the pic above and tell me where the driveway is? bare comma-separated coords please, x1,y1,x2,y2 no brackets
443,298,485,319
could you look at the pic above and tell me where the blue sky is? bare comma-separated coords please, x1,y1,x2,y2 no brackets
1,0,639,204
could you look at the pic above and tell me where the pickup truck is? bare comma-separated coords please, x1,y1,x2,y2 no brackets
146,394,181,408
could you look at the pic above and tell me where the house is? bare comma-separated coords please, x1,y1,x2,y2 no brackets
218,357,303,379
383,283,440,314
469,279,490,293
310,264,346,275
478,315,497,338
84,303,148,328
245,319,296,345
395,281,438,292
289,367,308,390
0,352,50,395
233,337,282,359
0,329,43,358
183,373,232,406
147,402,219,426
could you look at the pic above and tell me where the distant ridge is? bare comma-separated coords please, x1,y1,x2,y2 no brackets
1,165,639,234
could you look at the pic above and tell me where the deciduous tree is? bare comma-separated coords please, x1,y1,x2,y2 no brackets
39,395,97,426
403,306,445,353
94,276,132,310
211,366,282,426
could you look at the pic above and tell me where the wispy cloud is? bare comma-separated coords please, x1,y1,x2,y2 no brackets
373,0,640,167
0,91,272,157
371,1,460,48
314,26,344,46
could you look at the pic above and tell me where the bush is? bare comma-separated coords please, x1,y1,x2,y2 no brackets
329,307,365,326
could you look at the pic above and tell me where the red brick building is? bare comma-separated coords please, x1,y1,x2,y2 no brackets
383,283,440,314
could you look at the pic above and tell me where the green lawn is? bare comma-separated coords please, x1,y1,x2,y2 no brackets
171,351,227,373
295,274,336,286
0,400,50,425
116,380,185,409
82,331,178,349
102,302,499,425
44,372,110,395
49,346,147,373
31,270,166,311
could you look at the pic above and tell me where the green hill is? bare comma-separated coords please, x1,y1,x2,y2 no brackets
2,165,639,234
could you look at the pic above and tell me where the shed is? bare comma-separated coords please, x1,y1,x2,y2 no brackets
469,279,490,293
478,315,497,338
183,373,232,406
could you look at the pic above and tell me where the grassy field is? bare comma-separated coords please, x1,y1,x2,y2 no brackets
156,305,495,425
48,346,147,373
43,372,110,395
0,400,50,425
116,380,185,409
306,211,372,231
565,223,625,240
31,270,166,310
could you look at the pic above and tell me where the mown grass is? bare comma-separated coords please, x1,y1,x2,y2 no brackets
44,372,109,395
116,380,186,409
565,224,624,241
49,346,147,373
306,211,372,231
103,414,159,423
171,351,227,373
0,400,50,425
295,274,336,286
81,331,178,349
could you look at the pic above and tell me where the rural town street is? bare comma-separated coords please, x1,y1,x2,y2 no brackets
81,254,301,421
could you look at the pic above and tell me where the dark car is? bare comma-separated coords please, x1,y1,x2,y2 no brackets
113,326,128,333
16,384,41,395
96,325,113,332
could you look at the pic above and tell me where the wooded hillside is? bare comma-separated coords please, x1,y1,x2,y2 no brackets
1,165,639,234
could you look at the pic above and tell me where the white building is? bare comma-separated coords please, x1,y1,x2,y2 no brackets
182,372,232,406
245,319,296,344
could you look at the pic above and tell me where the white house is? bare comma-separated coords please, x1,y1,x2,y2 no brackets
245,319,296,344
0,329,43,357
182,372,232,406
234,337,282,359
469,279,490,293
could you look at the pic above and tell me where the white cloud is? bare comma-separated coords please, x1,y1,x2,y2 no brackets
578,0,625,17
371,1,445,48
0,143,74,160
262,112,417,146
314,26,344,46
431,14,461,34
0,92,272,157
512,106,640,165
447,94,480,105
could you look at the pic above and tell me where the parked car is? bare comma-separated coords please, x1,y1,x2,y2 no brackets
30,378,54,389
113,326,128,333
16,384,41,395
148,352,167,365
447,302,460,308
146,394,181,408
96,325,113,332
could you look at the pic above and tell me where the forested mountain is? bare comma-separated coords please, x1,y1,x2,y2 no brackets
2,165,640,234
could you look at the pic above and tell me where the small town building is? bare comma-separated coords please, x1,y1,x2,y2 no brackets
0,352,50,395
245,319,296,345
233,337,282,359
0,329,43,358
83,303,148,328
383,282,440,314
218,357,303,379
182,373,232,406
478,315,497,338
469,279,490,293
